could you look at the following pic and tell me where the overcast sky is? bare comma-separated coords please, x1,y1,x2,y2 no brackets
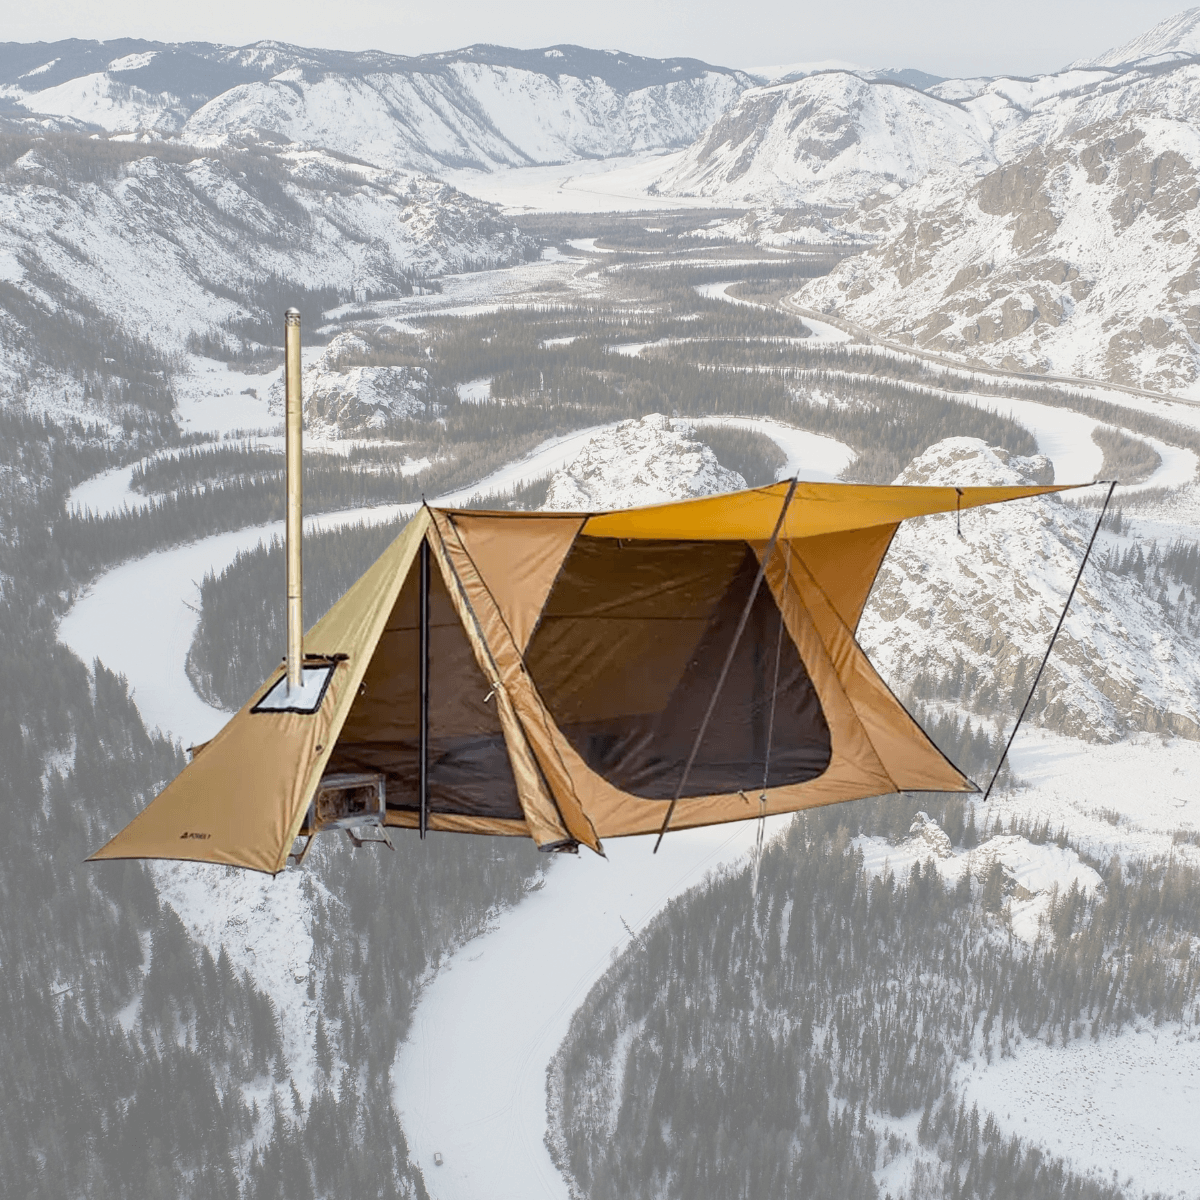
9,1,1192,78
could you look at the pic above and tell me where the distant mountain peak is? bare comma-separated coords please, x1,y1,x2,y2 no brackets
1071,6,1200,69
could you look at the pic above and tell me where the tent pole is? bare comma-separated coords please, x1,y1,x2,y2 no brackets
654,477,799,853
284,308,303,695
981,480,1117,804
419,537,430,839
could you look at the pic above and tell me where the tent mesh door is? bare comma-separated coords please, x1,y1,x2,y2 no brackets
525,537,831,799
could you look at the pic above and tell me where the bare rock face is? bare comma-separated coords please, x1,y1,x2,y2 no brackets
858,438,1200,742
542,414,745,510
800,115,1200,392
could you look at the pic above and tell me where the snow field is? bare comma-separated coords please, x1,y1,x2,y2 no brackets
997,729,1200,867
958,1024,1200,1197
441,150,706,214
455,377,493,404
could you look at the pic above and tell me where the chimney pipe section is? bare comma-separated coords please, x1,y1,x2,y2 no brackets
284,308,303,694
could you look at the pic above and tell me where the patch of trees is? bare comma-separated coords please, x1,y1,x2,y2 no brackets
1091,426,1161,484
1102,537,1200,640
549,808,1199,1200
690,424,787,487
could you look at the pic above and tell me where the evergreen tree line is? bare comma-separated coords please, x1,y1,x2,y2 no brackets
1090,426,1161,484
549,811,1199,1200
480,339,1036,483
1,405,542,1196
55,430,554,576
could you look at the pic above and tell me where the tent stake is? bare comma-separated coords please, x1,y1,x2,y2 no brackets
981,480,1117,804
654,478,799,853
419,538,430,838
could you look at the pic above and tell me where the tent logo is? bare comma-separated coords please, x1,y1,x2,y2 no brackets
180,831,211,840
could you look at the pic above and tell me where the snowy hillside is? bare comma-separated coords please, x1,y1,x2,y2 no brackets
542,414,745,508
798,110,1200,392
1,40,749,174
859,438,1200,743
1071,6,1200,68
0,135,533,428
653,72,996,207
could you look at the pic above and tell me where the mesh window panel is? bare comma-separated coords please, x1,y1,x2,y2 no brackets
327,553,523,820
525,537,831,799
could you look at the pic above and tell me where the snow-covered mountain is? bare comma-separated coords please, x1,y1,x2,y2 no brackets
1,40,750,173
0,135,533,425
797,109,1200,391
654,10,1200,212
859,438,1200,743
543,414,745,508
688,10,1195,391
653,72,994,206
1071,6,1200,69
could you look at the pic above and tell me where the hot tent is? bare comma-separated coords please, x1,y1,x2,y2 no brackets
89,479,1077,874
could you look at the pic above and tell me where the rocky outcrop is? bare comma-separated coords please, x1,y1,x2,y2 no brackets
859,439,1200,742
266,333,427,436
542,414,745,510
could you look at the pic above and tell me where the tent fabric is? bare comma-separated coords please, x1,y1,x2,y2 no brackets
581,479,1071,541
89,477,1080,873
90,512,430,874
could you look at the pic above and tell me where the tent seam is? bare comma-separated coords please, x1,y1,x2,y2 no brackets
429,511,600,850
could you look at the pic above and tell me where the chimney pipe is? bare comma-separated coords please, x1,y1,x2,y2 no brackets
284,308,303,694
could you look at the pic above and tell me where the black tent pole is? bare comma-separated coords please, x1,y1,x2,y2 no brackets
654,478,799,853
419,537,430,839
981,480,1117,804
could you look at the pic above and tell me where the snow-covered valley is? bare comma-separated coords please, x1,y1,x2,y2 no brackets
9,10,1200,1198
54,273,1200,1197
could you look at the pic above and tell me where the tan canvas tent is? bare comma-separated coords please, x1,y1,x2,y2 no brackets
89,479,1080,874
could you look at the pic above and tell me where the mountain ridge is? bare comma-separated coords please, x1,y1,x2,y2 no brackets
0,39,752,173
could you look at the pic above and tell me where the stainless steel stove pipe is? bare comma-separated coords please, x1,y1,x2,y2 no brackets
284,308,303,694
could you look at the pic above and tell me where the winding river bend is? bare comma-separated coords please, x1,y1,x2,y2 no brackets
56,268,1200,1197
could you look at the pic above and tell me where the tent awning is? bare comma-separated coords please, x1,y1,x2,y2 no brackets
578,480,1077,540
